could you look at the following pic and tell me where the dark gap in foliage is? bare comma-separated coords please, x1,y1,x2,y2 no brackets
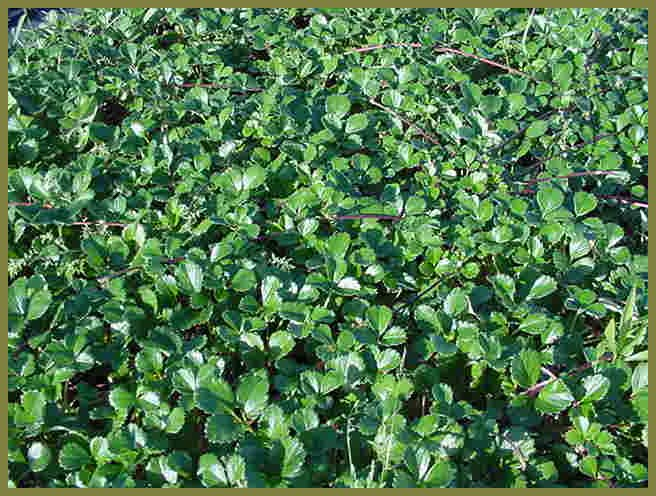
291,14,311,29
324,75,338,88
183,324,208,341
287,340,316,368
515,153,536,170
249,49,271,61
158,31,184,49
469,62,507,82
98,97,130,126
169,390,181,407
153,18,176,35
71,362,114,390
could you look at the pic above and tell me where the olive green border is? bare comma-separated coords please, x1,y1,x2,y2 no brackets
2,2,651,493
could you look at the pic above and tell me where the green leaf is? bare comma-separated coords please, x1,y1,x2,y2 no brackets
345,113,368,134
631,363,648,393
242,165,266,191
582,374,610,403
526,275,558,301
425,460,456,487
197,454,227,487
490,274,515,306
183,261,204,293
109,387,135,410
624,350,647,362
444,288,468,316
326,232,351,259
20,390,46,421
553,61,573,89
236,373,268,418
633,388,648,422
281,438,306,480
511,349,542,388
381,326,407,346
130,121,146,138
261,275,281,308
27,442,52,472
535,380,574,414
326,94,351,117
59,442,92,471
525,119,549,138
138,287,158,314
8,278,28,317
537,187,564,216
232,269,256,292
604,318,617,357
72,170,92,194
269,331,295,360
26,288,52,321
166,407,186,434
573,192,598,217
205,414,244,444
197,377,235,414
579,456,598,478
620,285,637,334
367,305,393,333
414,305,443,332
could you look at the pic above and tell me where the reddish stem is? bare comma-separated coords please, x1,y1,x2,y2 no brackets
9,201,54,209
173,82,262,94
70,221,127,227
162,256,186,264
368,97,442,146
599,195,648,209
434,45,535,79
522,354,613,397
346,42,423,54
335,214,402,221
97,257,185,283
521,170,624,185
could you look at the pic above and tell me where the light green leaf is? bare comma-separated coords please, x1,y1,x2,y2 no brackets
537,187,564,216
26,288,52,321
236,373,268,418
526,275,558,301
631,363,648,393
281,438,306,480
444,289,468,316
59,442,92,471
367,305,393,333
326,232,351,258
511,349,542,388
345,113,368,134
326,94,351,116
242,165,266,190
490,274,516,306
269,331,295,360
535,380,574,414
28,442,52,472
184,261,204,293
579,456,598,478
526,119,549,138
109,387,135,410
197,453,228,487
131,121,146,138
581,374,610,403
573,192,598,217
232,269,256,292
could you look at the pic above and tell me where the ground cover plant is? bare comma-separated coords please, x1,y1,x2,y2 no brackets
7,8,648,488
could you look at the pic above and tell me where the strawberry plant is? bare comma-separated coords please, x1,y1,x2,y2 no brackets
8,8,647,488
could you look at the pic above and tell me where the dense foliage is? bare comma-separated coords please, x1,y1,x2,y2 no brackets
8,8,648,488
